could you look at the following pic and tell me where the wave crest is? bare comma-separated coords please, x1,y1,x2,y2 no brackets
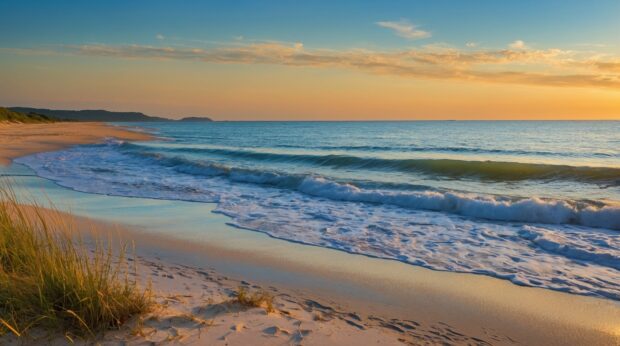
125,143,620,184
123,147,620,230
298,176,620,230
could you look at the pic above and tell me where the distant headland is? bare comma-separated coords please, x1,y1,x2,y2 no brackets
8,107,213,122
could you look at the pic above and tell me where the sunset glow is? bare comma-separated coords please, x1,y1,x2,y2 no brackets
1,1,619,120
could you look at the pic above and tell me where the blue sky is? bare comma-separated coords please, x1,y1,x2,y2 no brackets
2,1,619,51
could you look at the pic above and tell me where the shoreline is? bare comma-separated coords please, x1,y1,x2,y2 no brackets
1,204,425,345
3,171,619,345
1,123,619,345
0,122,152,166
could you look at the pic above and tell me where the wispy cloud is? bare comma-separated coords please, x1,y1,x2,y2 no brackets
156,34,165,40
376,20,430,40
7,41,620,89
593,61,620,72
509,40,527,49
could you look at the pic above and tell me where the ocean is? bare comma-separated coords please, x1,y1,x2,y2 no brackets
15,121,620,300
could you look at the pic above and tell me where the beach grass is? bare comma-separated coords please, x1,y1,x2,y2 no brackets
0,184,151,339
0,107,58,123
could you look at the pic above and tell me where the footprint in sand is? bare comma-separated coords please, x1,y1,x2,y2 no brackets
262,326,290,337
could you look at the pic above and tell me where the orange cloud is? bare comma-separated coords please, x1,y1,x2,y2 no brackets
66,42,620,89
6,41,620,90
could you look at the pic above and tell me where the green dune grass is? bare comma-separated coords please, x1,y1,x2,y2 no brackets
0,107,59,123
0,185,151,340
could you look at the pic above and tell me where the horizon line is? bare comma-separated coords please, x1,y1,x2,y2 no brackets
5,105,620,122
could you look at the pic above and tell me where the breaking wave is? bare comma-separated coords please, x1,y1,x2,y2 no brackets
116,144,620,230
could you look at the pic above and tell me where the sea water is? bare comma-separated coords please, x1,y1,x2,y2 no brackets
15,121,620,300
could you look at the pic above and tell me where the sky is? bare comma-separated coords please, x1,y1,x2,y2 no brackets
1,0,619,120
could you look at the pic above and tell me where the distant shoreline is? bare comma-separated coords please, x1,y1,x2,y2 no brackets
6,106,620,122
0,122,152,166
7,106,214,122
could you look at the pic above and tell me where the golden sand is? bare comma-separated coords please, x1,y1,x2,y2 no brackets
0,122,151,166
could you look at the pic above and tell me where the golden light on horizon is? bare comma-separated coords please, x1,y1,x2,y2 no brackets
1,54,619,120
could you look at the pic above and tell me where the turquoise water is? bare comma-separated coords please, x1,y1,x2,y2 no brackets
13,121,620,300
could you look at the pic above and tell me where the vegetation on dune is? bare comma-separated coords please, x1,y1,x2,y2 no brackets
9,106,213,122
0,107,59,123
8,107,167,122
0,184,152,340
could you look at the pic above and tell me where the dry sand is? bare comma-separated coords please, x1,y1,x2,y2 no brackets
0,122,151,166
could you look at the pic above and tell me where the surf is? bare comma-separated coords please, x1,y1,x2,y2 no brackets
122,142,620,185
70,142,620,230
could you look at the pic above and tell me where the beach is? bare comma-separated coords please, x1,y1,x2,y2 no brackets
0,206,412,345
1,122,620,345
0,122,152,165
4,2,620,344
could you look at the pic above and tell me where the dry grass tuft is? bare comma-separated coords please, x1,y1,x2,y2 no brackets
233,287,274,313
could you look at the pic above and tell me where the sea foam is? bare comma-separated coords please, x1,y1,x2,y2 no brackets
14,140,620,300
299,176,620,229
